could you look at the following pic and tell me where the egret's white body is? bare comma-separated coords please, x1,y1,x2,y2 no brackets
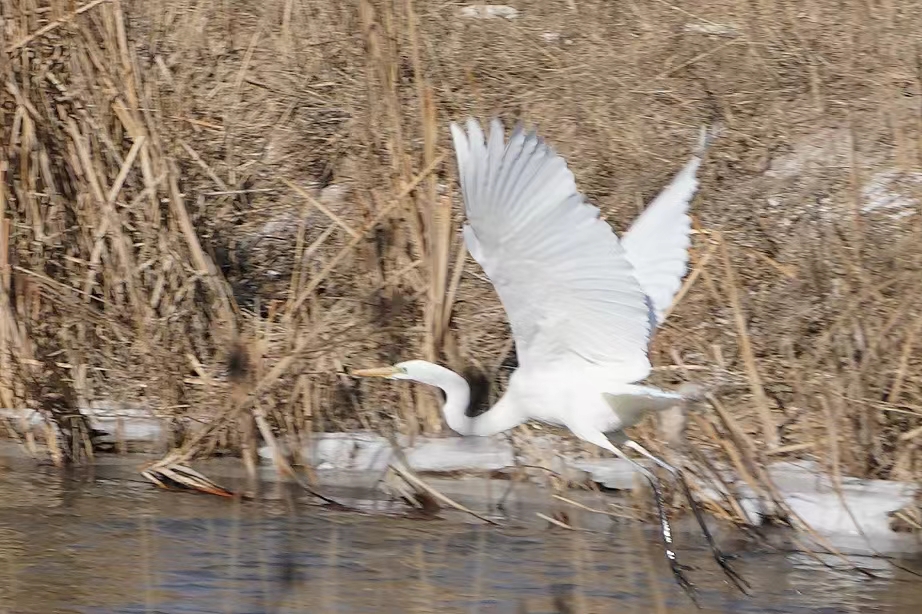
406,359,683,441
355,118,747,599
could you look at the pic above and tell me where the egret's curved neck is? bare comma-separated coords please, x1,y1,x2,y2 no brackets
410,363,522,436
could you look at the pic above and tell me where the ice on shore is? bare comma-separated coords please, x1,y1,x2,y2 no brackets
4,408,916,540
256,433,917,538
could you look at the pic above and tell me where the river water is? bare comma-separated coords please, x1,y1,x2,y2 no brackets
0,450,920,614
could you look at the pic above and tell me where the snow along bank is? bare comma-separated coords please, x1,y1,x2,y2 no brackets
257,431,918,540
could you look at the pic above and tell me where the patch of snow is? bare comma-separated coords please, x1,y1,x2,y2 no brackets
765,128,852,179
404,436,515,472
781,488,911,536
860,169,922,220
763,129,920,223
277,434,918,539
723,462,918,537
459,5,519,20
539,32,572,46
570,458,642,490
319,182,348,208
287,431,392,471
254,211,301,239
0,408,45,427
258,432,515,474
1,405,164,443
92,416,164,443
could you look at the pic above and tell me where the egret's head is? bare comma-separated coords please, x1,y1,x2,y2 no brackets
351,360,460,388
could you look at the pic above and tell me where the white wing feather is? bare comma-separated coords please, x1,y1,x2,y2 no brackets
622,135,704,326
451,118,652,380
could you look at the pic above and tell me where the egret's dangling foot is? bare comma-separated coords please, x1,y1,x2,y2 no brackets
624,439,751,595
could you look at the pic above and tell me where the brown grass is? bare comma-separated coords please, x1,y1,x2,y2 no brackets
2,0,922,522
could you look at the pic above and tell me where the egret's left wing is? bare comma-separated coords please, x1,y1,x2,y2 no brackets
621,130,707,326
451,118,652,381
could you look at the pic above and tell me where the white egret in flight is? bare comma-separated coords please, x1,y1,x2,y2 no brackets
354,118,748,599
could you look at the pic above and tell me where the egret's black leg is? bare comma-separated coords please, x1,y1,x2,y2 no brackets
624,439,751,595
571,428,700,606
642,459,701,607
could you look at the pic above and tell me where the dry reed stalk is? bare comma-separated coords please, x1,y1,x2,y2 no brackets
716,231,778,449
820,394,842,488
283,152,446,319
0,214,12,410
552,494,643,522
4,0,112,53
166,163,237,331
535,512,576,530
280,178,359,239
886,311,922,404
689,408,768,521
385,433,500,526
360,0,425,264
686,442,752,522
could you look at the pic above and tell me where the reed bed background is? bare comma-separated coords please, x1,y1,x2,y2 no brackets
2,0,922,523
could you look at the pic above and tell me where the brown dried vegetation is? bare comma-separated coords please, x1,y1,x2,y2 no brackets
2,0,922,520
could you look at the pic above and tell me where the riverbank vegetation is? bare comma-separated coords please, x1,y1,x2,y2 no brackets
2,0,921,530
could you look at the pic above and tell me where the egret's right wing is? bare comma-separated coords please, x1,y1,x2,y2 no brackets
450,118,652,380
621,130,706,326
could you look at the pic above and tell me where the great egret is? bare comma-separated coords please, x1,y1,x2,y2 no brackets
354,118,748,598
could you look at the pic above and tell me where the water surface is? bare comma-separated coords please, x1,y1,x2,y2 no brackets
1,452,919,613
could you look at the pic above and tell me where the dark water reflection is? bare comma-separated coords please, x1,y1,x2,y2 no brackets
0,456,920,614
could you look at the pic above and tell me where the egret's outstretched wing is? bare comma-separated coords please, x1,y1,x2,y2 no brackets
451,118,652,380
621,132,705,326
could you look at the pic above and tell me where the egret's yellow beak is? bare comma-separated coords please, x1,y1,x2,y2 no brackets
351,365,402,378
